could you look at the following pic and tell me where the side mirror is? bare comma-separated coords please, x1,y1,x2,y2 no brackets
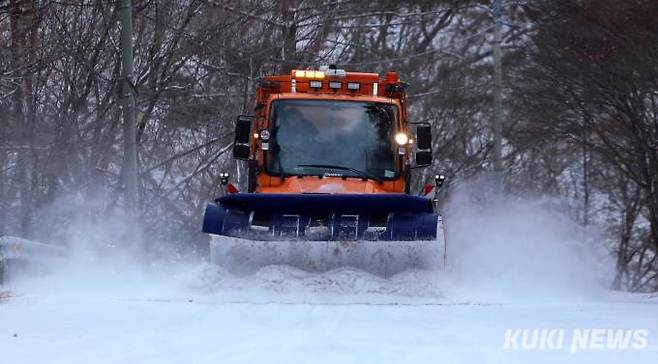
416,151,432,166
233,115,252,160
415,124,432,166
416,125,432,150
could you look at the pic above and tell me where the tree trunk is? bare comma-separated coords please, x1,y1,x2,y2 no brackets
119,0,139,211
9,0,39,238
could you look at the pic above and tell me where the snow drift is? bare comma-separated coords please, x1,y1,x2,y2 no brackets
441,177,611,302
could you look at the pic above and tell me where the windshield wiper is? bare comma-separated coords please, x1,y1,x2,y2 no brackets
296,164,382,183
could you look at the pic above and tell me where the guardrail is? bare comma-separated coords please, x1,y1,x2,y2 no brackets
0,236,66,285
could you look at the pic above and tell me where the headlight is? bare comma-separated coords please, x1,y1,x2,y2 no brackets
259,129,271,141
395,132,409,146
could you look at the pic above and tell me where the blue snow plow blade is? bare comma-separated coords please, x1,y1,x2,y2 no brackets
202,193,439,241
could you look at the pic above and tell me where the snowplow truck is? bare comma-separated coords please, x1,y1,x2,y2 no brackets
202,67,446,276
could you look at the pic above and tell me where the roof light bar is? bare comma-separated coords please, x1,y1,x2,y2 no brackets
325,68,346,77
292,70,325,79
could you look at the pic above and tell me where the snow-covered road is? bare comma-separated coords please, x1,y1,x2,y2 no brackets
1,264,657,364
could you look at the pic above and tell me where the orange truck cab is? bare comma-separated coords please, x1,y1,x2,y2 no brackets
232,66,433,195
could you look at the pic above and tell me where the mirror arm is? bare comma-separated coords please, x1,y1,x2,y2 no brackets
404,161,411,194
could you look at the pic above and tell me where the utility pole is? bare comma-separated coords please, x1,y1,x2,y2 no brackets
492,0,504,191
280,0,297,74
119,0,139,212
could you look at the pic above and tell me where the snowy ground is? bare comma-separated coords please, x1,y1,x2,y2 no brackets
1,262,657,364
2,186,657,363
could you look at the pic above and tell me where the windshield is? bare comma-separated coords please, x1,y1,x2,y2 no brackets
266,100,399,180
